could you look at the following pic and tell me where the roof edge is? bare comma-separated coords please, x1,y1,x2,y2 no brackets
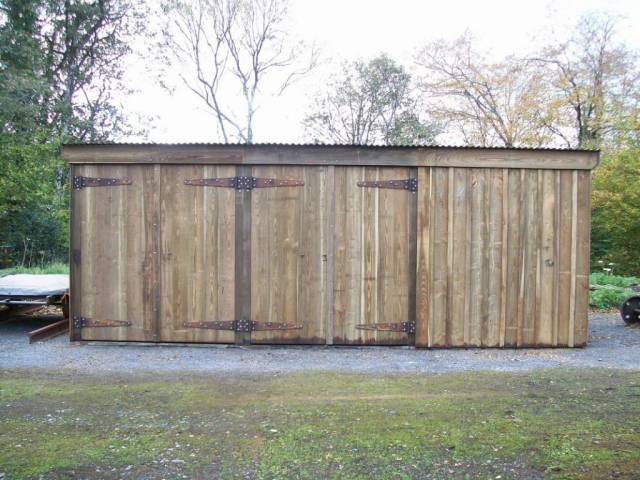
61,142,599,153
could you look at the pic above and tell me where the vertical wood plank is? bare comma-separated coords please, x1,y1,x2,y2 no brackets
464,169,472,346
446,169,454,346
90,164,110,341
80,164,96,339
486,168,503,347
363,168,378,343
332,167,349,343
574,170,591,346
557,171,574,346
415,167,431,347
499,168,509,347
151,165,161,341
505,169,524,347
469,168,486,347
326,166,335,345
569,171,578,347
430,167,449,347
520,170,539,347
553,171,561,346
538,170,556,346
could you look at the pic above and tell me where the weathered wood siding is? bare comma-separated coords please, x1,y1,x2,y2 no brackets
66,145,595,348
415,167,591,347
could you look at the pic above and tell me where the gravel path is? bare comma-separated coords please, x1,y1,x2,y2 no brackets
0,313,638,377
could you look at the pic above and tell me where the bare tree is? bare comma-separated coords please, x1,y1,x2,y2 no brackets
529,13,640,149
161,0,319,143
415,32,556,148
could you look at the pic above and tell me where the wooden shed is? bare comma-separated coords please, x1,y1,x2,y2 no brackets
63,143,598,347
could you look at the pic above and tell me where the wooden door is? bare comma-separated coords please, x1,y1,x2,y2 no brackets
71,164,159,342
158,165,236,343
250,165,328,344
332,167,416,345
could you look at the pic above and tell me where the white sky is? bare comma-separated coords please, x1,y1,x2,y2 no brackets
122,0,640,144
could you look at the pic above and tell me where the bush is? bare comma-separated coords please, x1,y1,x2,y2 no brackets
589,272,640,288
589,287,630,311
588,272,638,311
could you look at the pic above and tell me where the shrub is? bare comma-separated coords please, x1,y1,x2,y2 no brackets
589,287,631,311
589,272,640,288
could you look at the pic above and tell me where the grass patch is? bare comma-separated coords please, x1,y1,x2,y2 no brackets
589,272,639,310
0,369,639,479
0,262,69,276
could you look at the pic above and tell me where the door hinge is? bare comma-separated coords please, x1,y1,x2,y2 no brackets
73,176,132,190
183,320,303,332
73,317,132,328
357,179,417,193
356,322,416,333
184,176,304,191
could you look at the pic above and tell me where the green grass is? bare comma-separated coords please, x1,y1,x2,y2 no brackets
1,369,639,479
0,262,69,276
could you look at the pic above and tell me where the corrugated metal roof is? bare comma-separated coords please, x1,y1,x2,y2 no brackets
62,141,598,152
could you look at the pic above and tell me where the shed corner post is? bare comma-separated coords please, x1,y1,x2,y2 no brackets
68,162,82,342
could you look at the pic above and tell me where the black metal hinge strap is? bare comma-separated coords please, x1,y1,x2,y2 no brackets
183,320,303,332
184,177,304,191
183,321,237,331
251,321,303,331
357,179,418,192
73,176,132,190
73,317,132,328
356,322,416,333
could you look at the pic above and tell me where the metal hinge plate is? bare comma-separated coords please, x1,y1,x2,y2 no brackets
183,320,303,332
73,316,132,328
73,176,132,190
357,179,418,192
184,176,304,191
356,322,416,333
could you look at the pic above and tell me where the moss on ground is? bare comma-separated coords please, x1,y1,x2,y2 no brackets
0,369,639,479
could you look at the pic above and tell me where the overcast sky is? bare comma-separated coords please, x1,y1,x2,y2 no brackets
123,0,640,144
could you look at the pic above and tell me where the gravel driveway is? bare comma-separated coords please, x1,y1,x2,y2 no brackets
0,313,638,376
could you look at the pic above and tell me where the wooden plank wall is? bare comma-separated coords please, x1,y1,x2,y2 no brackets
67,146,594,348
416,167,591,347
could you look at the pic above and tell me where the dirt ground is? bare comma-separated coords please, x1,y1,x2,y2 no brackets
0,313,638,377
